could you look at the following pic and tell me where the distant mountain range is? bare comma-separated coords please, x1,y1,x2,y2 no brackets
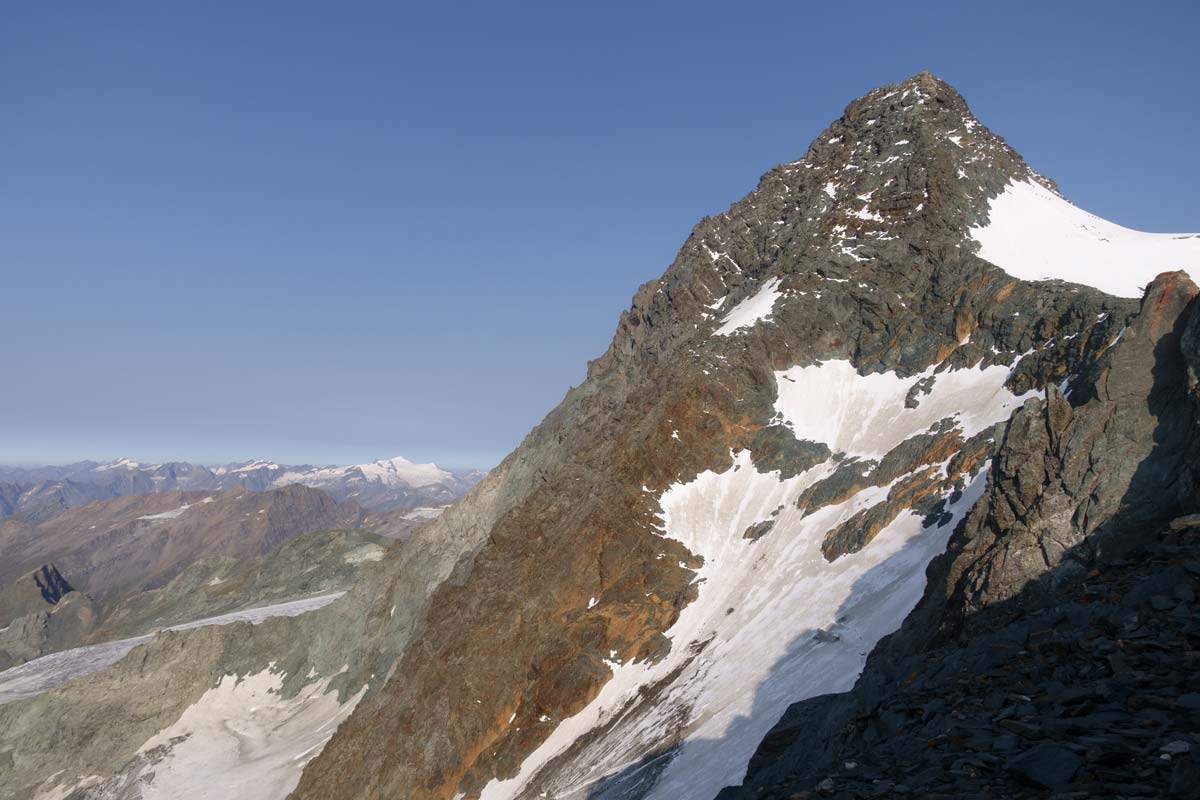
0,456,485,520
0,484,410,670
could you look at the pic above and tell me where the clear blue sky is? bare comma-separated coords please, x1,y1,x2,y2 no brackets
2,1,1196,468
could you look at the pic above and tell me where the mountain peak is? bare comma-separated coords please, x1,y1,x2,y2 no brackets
10,72,1200,800
587,72,1064,383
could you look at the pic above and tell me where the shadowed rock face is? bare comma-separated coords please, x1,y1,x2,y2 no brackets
941,271,1200,629
721,274,1200,798
288,73,1143,800
30,564,72,606
0,564,75,625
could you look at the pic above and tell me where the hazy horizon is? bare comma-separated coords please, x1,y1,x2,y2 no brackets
0,452,491,472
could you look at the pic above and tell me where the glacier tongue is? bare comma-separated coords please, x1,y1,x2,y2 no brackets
59,668,366,800
0,592,345,707
970,178,1199,298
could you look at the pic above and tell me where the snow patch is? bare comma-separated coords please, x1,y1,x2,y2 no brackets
94,458,141,471
773,359,1034,459
403,505,448,521
713,278,783,336
137,504,191,521
342,544,386,565
274,456,452,490
130,667,365,800
970,178,1199,298
231,460,280,473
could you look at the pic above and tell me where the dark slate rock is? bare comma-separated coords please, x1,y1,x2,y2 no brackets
1007,743,1083,790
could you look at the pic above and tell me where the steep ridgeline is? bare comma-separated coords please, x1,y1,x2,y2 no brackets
3,72,1197,800
288,73,1196,800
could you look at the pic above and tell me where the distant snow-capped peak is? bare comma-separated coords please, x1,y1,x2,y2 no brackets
275,456,452,489
94,457,142,471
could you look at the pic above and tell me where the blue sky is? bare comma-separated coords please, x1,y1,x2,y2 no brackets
2,1,1196,468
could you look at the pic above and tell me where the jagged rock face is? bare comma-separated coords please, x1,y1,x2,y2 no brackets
0,592,100,673
939,272,1200,632
289,73,1152,800
722,273,1200,798
0,563,91,671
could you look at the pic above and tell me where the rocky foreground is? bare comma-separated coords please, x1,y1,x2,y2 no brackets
726,522,1200,799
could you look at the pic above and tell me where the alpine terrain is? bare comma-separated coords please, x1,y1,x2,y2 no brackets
0,484,418,671
0,455,483,521
2,72,1198,800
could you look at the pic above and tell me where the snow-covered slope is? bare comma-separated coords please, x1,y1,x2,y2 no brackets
970,178,1200,298
53,668,365,800
774,360,1031,459
479,359,1031,800
713,277,784,336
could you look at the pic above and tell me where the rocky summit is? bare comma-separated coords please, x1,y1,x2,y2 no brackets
1,72,1197,800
